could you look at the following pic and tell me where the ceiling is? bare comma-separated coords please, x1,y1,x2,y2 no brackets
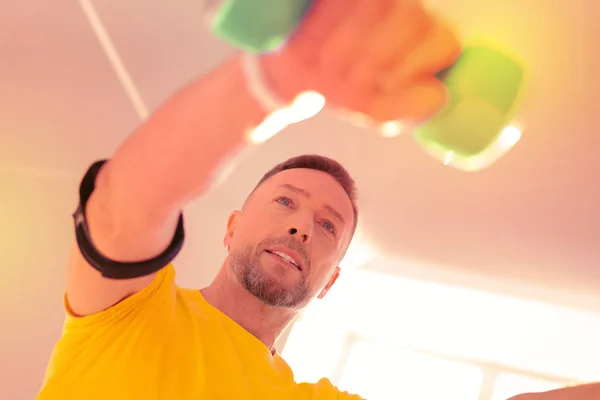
1,0,599,398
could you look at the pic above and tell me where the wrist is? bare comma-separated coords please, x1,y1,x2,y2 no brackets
240,53,289,113
258,51,307,104
258,52,326,123
238,52,325,144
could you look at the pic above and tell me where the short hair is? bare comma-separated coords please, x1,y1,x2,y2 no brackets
249,155,359,237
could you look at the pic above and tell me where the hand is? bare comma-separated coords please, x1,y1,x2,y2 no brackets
505,383,600,400
261,0,461,124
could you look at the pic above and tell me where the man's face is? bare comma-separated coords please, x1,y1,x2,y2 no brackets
225,168,355,309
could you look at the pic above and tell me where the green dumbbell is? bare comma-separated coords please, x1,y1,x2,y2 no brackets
206,0,526,171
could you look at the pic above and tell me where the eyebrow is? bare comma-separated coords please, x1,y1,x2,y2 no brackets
279,184,346,225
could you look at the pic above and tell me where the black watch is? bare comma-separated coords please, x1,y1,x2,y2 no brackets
72,160,185,279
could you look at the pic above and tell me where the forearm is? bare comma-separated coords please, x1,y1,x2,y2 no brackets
97,55,267,225
511,382,600,400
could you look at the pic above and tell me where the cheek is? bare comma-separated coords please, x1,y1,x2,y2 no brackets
232,218,261,246
314,232,345,260
234,209,282,242
309,246,339,278
308,262,338,292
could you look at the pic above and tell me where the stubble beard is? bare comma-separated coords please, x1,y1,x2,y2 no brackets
229,242,311,309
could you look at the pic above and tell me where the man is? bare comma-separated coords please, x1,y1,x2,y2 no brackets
37,0,598,399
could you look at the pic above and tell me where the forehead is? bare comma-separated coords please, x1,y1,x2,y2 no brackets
254,168,354,220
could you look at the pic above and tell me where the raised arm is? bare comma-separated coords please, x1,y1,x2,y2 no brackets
66,57,269,316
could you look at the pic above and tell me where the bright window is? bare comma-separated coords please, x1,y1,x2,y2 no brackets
338,340,483,400
491,373,565,400
282,263,600,399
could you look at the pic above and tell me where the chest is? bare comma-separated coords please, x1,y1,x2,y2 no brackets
153,311,298,399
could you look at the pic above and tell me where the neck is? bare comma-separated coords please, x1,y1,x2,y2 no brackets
200,260,299,351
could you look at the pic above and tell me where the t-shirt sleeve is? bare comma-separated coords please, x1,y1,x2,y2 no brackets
295,378,364,400
41,265,177,389
62,263,177,331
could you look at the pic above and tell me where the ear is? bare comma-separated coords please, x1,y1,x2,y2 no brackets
317,266,340,299
223,210,242,250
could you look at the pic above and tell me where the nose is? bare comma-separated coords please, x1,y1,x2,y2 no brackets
288,226,311,243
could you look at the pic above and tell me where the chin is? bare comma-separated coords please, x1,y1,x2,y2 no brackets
246,270,309,308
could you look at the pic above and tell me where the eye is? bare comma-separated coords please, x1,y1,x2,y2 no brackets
322,220,336,235
275,196,294,207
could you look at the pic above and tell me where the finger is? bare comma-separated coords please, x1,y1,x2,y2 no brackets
287,0,355,64
319,0,395,77
319,75,375,114
384,18,461,88
348,1,432,88
366,78,448,122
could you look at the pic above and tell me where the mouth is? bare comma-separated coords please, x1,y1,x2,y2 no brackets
265,249,302,271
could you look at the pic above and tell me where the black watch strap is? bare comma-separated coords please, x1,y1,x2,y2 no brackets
72,159,185,280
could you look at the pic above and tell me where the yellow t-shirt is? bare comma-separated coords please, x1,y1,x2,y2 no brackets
36,264,361,400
